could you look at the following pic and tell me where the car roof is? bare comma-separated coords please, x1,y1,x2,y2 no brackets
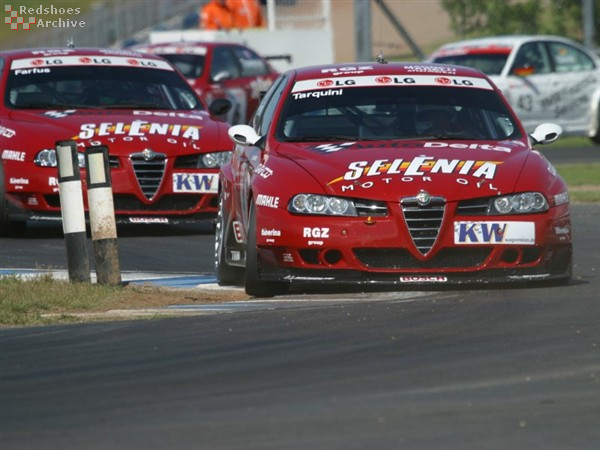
430,34,586,56
0,46,166,60
289,61,489,82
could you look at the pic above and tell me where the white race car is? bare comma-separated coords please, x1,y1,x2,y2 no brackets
426,35,600,143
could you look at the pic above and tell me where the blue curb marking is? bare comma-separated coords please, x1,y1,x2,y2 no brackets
127,275,217,288
0,269,218,289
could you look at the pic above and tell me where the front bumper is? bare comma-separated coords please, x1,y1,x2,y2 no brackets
257,243,573,286
250,200,573,287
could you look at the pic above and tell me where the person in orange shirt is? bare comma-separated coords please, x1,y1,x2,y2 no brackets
199,0,234,30
227,0,265,28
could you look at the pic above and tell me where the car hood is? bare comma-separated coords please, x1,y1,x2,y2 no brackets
277,139,531,201
6,108,228,154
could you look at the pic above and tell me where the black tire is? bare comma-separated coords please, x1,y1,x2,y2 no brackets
0,165,25,237
245,201,288,297
214,191,243,285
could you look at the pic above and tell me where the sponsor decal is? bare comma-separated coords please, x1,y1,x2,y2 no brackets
404,65,457,74
44,109,76,119
312,142,355,154
9,177,29,185
30,49,75,57
30,215,62,222
454,221,535,245
255,164,273,179
292,75,493,93
172,173,218,193
0,126,16,138
256,194,280,208
329,156,501,187
400,276,448,282
292,88,343,100
11,56,173,71
145,45,208,55
261,228,281,236
134,110,204,121
516,74,595,118
27,197,38,206
129,217,169,224
12,67,50,75
282,253,294,263
2,149,25,161
554,226,570,236
98,49,145,57
77,121,201,140
508,274,550,281
424,142,511,153
303,227,329,238
321,65,374,76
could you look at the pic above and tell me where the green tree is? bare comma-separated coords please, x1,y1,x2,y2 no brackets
441,0,599,46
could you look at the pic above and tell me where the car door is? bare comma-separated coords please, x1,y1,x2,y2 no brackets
233,74,287,230
543,40,599,132
503,41,556,130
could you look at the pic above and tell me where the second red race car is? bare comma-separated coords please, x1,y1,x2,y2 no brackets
129,41,280,125
216,62,572,296
1,47,233,234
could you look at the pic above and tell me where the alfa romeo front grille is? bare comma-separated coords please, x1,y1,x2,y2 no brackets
130,152,166,200
401,195,446,255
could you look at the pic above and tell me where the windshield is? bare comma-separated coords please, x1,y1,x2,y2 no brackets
277,85,521,142
5,65,203,110
431,53,509,75
160,54,205,79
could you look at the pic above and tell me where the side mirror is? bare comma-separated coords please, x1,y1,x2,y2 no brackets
228,124,262,146
529,123,563,145
212,70,232,83
209,98,232,116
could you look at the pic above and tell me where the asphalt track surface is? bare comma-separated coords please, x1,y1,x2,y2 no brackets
1,147,599,449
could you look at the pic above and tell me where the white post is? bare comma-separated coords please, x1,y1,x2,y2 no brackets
266,0,276,31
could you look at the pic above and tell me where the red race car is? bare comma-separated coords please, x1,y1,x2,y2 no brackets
216,62,573,296
0,47,233,234
129,41,280,125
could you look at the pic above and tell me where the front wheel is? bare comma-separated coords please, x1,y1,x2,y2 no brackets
0,165,25,237
214,190,243,285
245,201,288,297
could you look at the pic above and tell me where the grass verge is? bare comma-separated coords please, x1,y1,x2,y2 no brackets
0,275,247,327
555,162,600,202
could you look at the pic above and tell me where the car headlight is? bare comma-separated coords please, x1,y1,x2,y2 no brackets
34,149,86,168
289,194,357,216
202,151,232,168
491,192,548,214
